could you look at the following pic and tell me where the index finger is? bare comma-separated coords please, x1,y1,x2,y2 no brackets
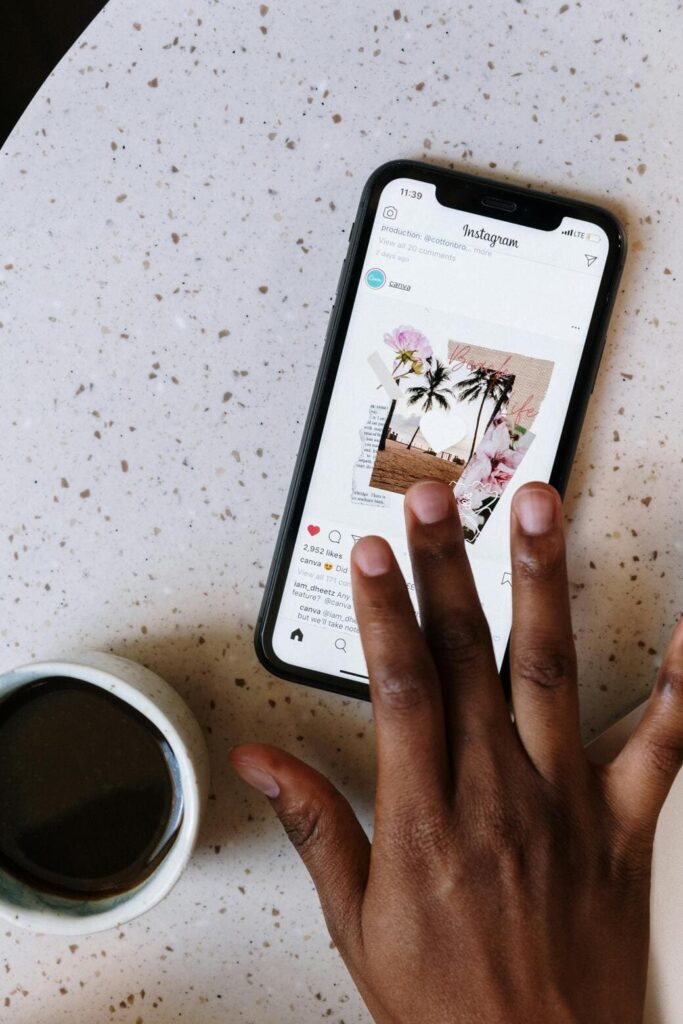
351,535,450,814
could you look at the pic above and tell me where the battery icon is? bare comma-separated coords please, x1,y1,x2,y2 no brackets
584,232,602,243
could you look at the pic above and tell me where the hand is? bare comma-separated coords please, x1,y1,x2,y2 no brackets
231,481,683,1024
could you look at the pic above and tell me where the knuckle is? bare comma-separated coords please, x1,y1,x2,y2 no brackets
461,796,530,879
513,645,574,690
643,665,683,778
417,536,464,571
481,799,528,857
362,597,400,625
513,544,563,583
646,735,683,778
278,797,327,854
431,619,489,666
373,666,428,710
657,665,683,701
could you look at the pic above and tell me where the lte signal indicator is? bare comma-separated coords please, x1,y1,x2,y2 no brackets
561,227,601,243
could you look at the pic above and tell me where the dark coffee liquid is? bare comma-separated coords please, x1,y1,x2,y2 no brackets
0,677,183,899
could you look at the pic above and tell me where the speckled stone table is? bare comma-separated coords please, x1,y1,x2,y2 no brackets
0,0,681,1020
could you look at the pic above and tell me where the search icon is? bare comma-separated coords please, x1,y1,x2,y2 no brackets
335,637,347,652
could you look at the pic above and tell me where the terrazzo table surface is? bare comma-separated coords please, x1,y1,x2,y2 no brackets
1,0,681,1020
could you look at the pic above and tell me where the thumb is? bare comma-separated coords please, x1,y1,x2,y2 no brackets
229,743,370,951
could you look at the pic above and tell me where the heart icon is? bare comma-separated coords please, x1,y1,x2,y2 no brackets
419,408,468,454
307,524,320,536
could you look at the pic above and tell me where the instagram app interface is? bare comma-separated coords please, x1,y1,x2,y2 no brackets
272,178,611,684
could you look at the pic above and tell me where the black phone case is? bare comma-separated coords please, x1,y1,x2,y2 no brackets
255,159,627,701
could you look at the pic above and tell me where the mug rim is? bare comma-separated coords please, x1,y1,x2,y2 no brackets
0,652,209,935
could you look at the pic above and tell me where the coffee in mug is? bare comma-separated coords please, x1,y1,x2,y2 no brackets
0,677,183,899
0,653,209,935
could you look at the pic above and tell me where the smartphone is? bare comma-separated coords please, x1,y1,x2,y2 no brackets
256,160,626,699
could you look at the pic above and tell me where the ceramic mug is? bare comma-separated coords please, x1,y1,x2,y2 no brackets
0,651,210,935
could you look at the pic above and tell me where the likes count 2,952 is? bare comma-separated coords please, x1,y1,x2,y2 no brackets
288,523,362,637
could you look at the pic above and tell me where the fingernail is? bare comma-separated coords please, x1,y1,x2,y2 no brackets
408,481,452,525
231,761,280,798
353,536,392,576
515,488,556,535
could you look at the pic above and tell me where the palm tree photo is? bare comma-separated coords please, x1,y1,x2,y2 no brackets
405,360,454,450
455,366,515,464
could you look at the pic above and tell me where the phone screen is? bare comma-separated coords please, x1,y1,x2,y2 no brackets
269,175,616,687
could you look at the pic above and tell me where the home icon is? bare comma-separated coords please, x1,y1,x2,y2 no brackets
290,628,304,641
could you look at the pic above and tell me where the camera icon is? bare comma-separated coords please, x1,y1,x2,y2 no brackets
383,205,398,220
